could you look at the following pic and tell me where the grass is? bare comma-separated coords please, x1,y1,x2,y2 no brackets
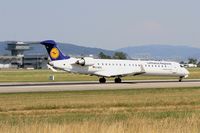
0,87,200,132
0,67,199,82
0,68,199,132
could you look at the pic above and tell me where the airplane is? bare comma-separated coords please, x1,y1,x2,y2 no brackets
40,40,189,83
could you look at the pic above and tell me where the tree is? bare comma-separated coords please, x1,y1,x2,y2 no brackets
113,52,127,59
98,52,111,59
197,62,200,67
180,61,185,64
188,58,197,64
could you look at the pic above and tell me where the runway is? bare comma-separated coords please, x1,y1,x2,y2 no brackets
0,79,199,93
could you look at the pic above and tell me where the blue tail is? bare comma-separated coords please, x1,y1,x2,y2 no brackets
40,40,70,61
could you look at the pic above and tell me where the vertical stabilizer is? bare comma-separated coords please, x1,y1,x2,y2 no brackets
40,40,70,61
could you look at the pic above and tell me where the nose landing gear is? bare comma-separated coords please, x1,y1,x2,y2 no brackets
179,76,183,82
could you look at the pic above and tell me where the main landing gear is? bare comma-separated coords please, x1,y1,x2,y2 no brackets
99,77,122,83
114,77,122,83
99,77,106,83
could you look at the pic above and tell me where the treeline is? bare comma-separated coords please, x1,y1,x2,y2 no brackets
98,52,127,59
180,58,200,67
99,52,200,67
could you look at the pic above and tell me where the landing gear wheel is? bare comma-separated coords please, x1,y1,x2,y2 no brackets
115,77,122,83
179,77,183,82
99,77,106,83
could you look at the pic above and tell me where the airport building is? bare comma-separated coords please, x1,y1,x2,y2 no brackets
0,41,48,69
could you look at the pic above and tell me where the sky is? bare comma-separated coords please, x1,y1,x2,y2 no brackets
0,0,200,50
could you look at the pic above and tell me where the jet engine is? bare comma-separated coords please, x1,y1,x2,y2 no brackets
76,57,95,66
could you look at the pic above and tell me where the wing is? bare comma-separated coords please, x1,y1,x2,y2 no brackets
94,65,146,77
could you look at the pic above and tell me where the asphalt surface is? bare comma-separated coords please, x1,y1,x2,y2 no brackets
0,79,199,93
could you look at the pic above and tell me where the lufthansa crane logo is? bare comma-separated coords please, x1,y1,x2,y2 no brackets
50,47,60,59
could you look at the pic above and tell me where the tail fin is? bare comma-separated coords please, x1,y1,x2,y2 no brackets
40,40,70,61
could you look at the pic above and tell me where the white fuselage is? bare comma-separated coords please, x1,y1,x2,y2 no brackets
49,57,189,78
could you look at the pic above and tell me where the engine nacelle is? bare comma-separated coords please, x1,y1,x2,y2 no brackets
76,57,95,66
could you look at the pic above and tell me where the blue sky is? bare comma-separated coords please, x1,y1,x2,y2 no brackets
0,0,200,49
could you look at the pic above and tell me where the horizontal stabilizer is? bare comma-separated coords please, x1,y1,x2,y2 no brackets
47,64,58,72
